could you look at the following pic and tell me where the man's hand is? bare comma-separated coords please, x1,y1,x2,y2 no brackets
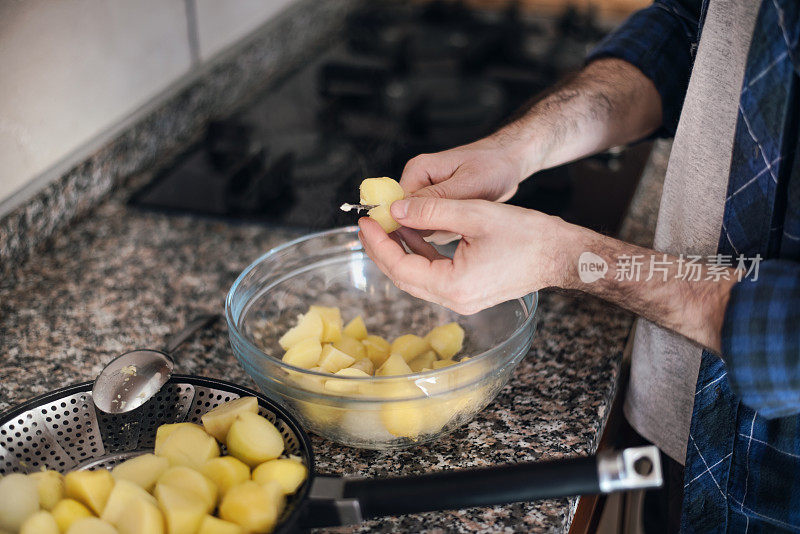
359,197,737,353
400,137,526,201
358,197,573,314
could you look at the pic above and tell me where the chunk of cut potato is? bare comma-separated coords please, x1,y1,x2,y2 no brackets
380,401,426,439
360,177,404,205
218,481,284,534
376,353,413,376
381,399,453,439
289,366,329,394
116,498,164,534
154,483,206,534
360,177,405,233
200,457,250,496
318,345,355,373
51,499,93,533
156,425,220,471
154,422,203,453
432,359,457,369
252,459,308,495
198,515,243,534
308,306,343,343
0,473,40,532
156,467,217,513
201,396,260,443
101,479,157,525
390,334,430,362
425,322,465,360
297,400,342,427
278,309,324,350
349,357,375,375
324,368,371,395
342,315,368,340
20,510,59,534
362,335,390,367
111,454,169,492
225,412,284,467
66,517,118,534
366,204,401,233
408,350,438,373
332,335,366,360
29,470,65,511
64,469,115,515
282,338,322,369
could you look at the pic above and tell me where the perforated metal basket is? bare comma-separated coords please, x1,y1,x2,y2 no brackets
0,375,315,532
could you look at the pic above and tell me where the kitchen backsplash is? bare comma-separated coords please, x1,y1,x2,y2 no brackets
0,0,300,209
0,0,357,279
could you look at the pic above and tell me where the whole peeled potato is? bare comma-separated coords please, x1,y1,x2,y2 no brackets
0,473,40,531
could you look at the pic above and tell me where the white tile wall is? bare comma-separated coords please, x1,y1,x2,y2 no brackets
0,0,191,202
0,0,298,206
193,0,297,61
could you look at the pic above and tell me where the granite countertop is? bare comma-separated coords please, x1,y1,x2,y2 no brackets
0,0,671,515
0,186,651,532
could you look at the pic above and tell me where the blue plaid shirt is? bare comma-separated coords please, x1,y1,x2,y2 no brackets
589,0,800,531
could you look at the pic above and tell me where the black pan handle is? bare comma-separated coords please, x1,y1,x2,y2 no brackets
301,446,661,528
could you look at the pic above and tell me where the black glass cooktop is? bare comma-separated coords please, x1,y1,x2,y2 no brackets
132,1,650,234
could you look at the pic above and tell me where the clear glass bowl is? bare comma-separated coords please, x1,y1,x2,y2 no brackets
225,227,538,449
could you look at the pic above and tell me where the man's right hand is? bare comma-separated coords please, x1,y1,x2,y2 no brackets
399,137,527,201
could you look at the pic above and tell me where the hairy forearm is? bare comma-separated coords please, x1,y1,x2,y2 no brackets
490,58,663,179
552,221,737,353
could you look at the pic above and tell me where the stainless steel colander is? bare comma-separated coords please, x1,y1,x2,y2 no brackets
0,375,314,532
0,375,663,532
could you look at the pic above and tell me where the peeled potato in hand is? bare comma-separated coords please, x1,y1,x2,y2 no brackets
225,412,284,467
360,177,405,233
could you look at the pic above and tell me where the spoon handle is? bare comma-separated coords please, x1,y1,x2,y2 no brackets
164,314,219,354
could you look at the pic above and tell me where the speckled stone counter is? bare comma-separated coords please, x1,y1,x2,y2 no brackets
0,186,638,531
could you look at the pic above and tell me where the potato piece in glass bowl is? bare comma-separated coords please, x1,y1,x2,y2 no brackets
278,309,323,350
